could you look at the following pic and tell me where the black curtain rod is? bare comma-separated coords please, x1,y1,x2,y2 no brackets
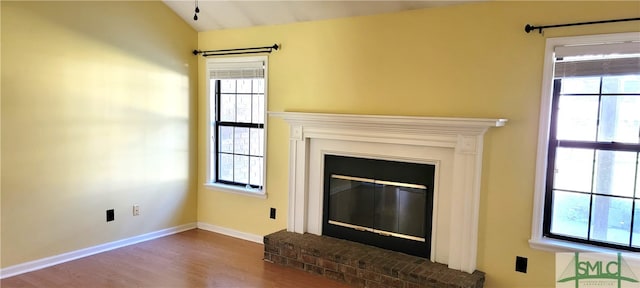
193,44,279,57
525,17,640,34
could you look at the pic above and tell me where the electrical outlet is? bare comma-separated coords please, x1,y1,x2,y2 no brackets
515,256,528,273
106,209,115,222
133,205,140,216
270,208,276,219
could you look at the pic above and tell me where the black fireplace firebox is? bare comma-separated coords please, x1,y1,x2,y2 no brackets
323,155,435,258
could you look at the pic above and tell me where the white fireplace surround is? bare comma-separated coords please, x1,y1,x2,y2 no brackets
270,112,506,273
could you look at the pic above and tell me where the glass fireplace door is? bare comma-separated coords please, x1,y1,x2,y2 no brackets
328,175,427,242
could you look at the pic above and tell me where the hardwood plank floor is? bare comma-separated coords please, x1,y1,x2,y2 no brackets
1,229,350,288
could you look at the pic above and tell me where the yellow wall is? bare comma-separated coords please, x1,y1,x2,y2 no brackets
1,0,638,286
197,1,640,287
1,1,198,267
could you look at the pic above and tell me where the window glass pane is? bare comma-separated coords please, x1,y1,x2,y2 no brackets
234,127,249,155
593,150,636,197
252,79,264,93
209,137,216,181
597,96,640,143
218,126,233,153
633,200,640,247
236,94,252,123
602,75,640,94
637,153,640,197
234,155,249,184
220,94,236,122
252,94,264,124
220,79,236,93
560,77,601,94
551,190,590,239
554,147,594,193
590,195,632,246
237,79,252,93
218,153,233,182
249,157,263,186
557,95,598,141
249,128,264,156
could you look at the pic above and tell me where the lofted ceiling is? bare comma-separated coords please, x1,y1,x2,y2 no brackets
163,1,476,32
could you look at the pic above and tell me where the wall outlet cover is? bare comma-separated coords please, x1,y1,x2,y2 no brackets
106,209,115,222
515,256,527,273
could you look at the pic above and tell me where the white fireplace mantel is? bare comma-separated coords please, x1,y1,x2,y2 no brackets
270,111,507,273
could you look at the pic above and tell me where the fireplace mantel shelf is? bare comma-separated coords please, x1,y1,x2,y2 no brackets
269,112,507,135
270,111,507,274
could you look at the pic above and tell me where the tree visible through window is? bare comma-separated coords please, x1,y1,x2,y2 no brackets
545,53,640,250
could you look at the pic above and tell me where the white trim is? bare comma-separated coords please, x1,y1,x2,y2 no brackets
204,56,269,197
529,237,639,254
554,41,640,58
204,182,267,199
197,222,264,244
270,111,506,273
269,112,506,136
531,32,640,252
0,223,197,279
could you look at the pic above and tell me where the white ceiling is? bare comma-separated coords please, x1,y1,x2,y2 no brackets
163,1,475,32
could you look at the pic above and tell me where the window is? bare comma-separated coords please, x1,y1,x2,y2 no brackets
206,57,267,196
531,33,640,252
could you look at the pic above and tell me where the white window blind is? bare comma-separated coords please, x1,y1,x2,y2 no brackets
554,41,640,78
208,61,264,79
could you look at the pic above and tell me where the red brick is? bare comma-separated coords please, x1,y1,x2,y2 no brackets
391,261,409,278
321,259,338,271
264,230,485,288
405,282,420,288
305,264,324,275
365,280,387,288
300,247,321,257
286,258,304,270
265,244,279,254
271,254,286,265
301,254,318,265
281,247,298,259
358,269,382,283
340,264,357,275
381,275,404,288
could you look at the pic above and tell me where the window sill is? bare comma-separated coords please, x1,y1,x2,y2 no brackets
204,182,267,199
529,236,632,254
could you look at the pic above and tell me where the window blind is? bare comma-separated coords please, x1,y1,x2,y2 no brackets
554,41,640,78
554,57,640,78
208,61,264,79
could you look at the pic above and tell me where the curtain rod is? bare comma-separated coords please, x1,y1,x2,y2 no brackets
193,44,279,57
525,17,640,34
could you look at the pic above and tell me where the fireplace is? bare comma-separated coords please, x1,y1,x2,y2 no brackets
323,154,435,258
270,111,506,273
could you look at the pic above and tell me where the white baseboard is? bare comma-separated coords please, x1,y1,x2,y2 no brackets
197,222,264,244
0,222,197,279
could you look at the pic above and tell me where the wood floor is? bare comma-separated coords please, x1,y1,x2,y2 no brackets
1,229,350,288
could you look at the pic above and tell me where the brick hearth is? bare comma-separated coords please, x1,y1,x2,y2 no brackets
263,230,485,288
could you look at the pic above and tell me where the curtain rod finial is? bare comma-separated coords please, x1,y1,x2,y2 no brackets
524,24,543,34
524,24,534,33
193,50,202,56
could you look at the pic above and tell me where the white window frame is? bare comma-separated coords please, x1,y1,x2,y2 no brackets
530,32,640,252
204,56,268,199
